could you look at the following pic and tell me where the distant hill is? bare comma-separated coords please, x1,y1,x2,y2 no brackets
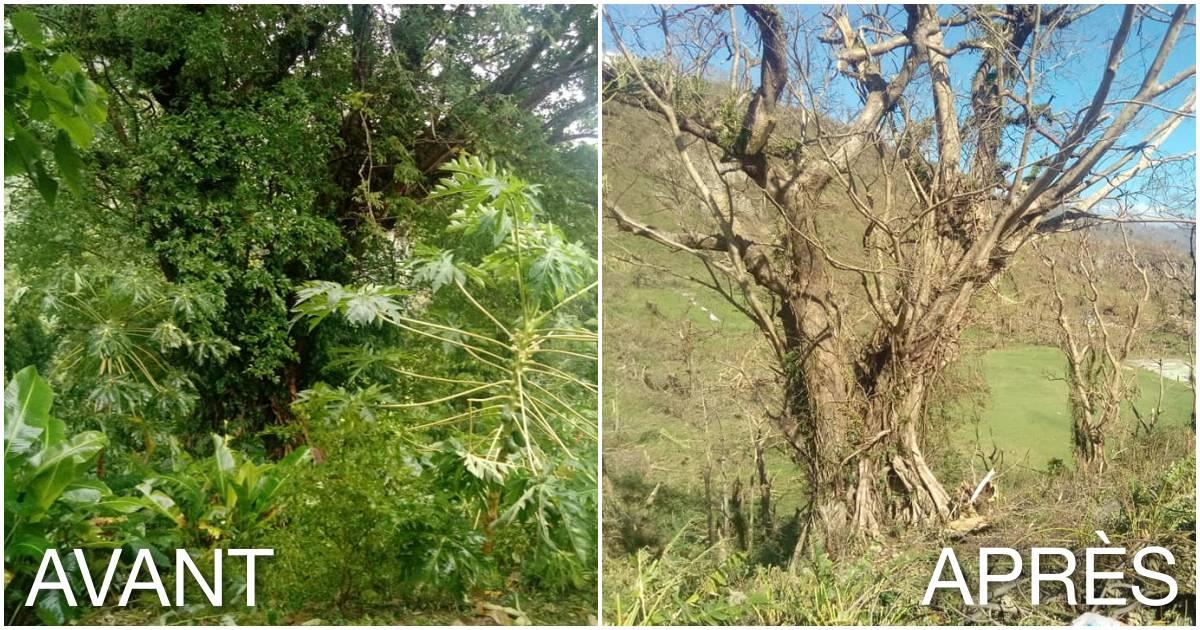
1114,223,1193,253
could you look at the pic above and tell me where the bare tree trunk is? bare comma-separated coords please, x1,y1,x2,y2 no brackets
1073,415,1106,472
852,373,952,530
776,329,852,547
785,341,955,561
703,465,716,546
754,426,772,534
1043,230,1150,473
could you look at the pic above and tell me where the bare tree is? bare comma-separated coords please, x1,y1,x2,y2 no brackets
1039,229,1151,471
603,3,1195,552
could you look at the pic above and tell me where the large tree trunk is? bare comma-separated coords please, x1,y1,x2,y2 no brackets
782,321,956,565
784,376,955,565
881,377,954,522
768,185,960,561
849,371,952,533
775,299,852,546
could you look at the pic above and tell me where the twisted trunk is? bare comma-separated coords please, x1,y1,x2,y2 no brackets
1073,418,1106,472
767,185,960,561
778,303,955,562
1069,389,1116,473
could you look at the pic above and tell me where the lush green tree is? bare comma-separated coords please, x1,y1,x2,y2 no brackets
4,5,597,622
4,4,597,450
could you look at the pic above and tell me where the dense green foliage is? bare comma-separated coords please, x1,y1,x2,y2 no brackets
268,158,598,608
5,4,597,624
4,10,107,204
4,367,312,624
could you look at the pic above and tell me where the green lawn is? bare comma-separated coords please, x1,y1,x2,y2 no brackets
606,227,1194,512
954,345,1194,468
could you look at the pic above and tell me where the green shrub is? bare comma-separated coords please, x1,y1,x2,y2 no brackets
260,421,490,612
137,434,312,548
4,367,141,623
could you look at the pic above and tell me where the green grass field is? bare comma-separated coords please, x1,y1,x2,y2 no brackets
604,220,1195,532
955,345,1194,468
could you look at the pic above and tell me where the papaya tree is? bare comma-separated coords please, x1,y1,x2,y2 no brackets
294,157,598,587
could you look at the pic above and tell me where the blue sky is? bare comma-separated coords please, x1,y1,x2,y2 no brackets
604,4,1196,214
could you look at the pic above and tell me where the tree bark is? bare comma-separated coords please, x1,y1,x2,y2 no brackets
1073,415,1106,472
754,427,772,534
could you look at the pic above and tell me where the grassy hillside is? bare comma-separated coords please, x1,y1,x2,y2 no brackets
959,346,1193,468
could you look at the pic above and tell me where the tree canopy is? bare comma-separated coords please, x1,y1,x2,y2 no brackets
6,4,597,445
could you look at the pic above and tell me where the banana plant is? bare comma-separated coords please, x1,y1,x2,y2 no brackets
6,365,108,542
4,366,144,624
4,367,310,622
